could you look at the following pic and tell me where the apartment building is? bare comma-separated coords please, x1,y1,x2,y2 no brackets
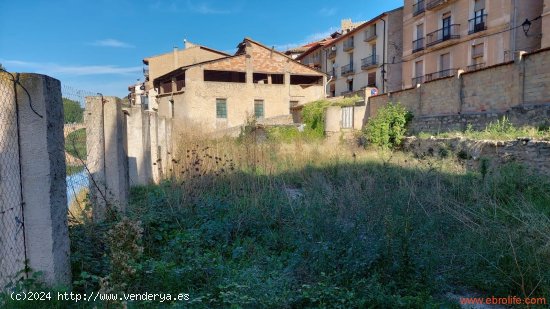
299,9,404,97
152,38,326,133
403,0,544,89
543,0,550,48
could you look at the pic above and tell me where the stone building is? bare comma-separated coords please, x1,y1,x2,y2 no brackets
298,9,404,96
152,38,326,133
402,0,544,89
141,41,229,109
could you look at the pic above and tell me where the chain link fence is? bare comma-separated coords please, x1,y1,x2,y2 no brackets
62,85,96,223
0,71,27,289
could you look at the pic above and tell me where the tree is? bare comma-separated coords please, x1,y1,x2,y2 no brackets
0,63,5,71
63,98,84,123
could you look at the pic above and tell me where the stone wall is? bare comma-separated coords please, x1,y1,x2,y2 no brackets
368,48,550,134
402,136,550,177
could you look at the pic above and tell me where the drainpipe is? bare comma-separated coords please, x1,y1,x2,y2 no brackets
381,17,387,94
324,76,334,98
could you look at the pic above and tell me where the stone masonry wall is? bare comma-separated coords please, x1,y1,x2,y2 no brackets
402,136,550,177
368,48,550,134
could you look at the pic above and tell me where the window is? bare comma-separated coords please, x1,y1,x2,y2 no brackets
442,14,451,40
440,53,451,77
416,23,424,39
216,99,227,119
271,74,284,84
349,52,354,67
254,100,264,118
204,70,246,83
367,72,376,87
253,73,268,84
347,79,353,92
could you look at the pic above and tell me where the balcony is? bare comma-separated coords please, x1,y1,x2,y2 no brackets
425,68,458,81
341,63,354,76
467,63,485,71
426,24,460,47
468,14,487,34
412,76,424,85
413,0,425,16
361,55,379,70
343,39,354,52
328,49,337,59
364,28,377,42
426,0,457,10
412,37,425,53
413,69,458,85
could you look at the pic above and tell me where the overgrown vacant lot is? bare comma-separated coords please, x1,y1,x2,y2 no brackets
6,134,550,308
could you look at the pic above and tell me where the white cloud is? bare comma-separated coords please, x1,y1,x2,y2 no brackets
90,39,135,48
274,28,338,51
319,7,337,17
0,59,141,76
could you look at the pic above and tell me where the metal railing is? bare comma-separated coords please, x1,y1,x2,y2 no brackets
426,24,460,47
341,63,354,76
425,68,458,81
361,55,379,70
343,39,354,51
364,28,377,41
426,0,456,10
413,0,425,16
412,37,425,53
412,76,424,85
468,14,487,34
467,63,485,71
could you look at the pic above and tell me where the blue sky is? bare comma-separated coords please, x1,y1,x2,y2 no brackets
0,0,402,98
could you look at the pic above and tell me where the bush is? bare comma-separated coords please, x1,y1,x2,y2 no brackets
301,100,331,139
364,102,412,149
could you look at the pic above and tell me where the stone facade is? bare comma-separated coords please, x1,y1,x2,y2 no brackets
402,0,544,89
368,48,550,133
154,38,326,134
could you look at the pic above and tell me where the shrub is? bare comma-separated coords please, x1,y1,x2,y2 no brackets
364,102,412,149
301,100,330,139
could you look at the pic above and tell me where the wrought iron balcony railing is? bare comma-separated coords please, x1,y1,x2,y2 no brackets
467,63,485,71
341,63,354,76
412,76,424,85
426,24,460,47
468,14,487,34
426,0,457,10
361,55,379,70
412,37,425,53
364,28,377,42
343,39,354,52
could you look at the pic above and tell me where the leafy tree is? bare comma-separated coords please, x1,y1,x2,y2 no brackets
63,98,84,123
0,63,5,71
364,102,412,149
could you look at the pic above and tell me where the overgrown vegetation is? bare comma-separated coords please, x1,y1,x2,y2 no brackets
4,129,549,308
364,102,412,149
418,116,550,141
301,96,362,139
65,128,87,159
63,98,84,124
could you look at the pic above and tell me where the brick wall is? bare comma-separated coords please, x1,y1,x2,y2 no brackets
368,48,550,133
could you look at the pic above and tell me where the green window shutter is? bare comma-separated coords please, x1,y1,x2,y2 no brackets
254,100,264,118
216,99,227,118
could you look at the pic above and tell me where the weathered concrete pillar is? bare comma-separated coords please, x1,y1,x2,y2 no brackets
85,96,129,220
165,117,173,178
0,72,26,289
148,111,161,183
16,74,71,286
158,117,167,177
126,106,152,186
85,96,107,219
103,97,129,211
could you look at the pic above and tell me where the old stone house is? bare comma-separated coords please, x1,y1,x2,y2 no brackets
152,38,327,133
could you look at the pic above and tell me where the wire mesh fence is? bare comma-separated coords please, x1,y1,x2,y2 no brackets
61,85,95,223
0,71,27,289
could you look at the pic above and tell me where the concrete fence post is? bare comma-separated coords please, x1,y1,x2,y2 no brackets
85,96,129,220
16,74,71,286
